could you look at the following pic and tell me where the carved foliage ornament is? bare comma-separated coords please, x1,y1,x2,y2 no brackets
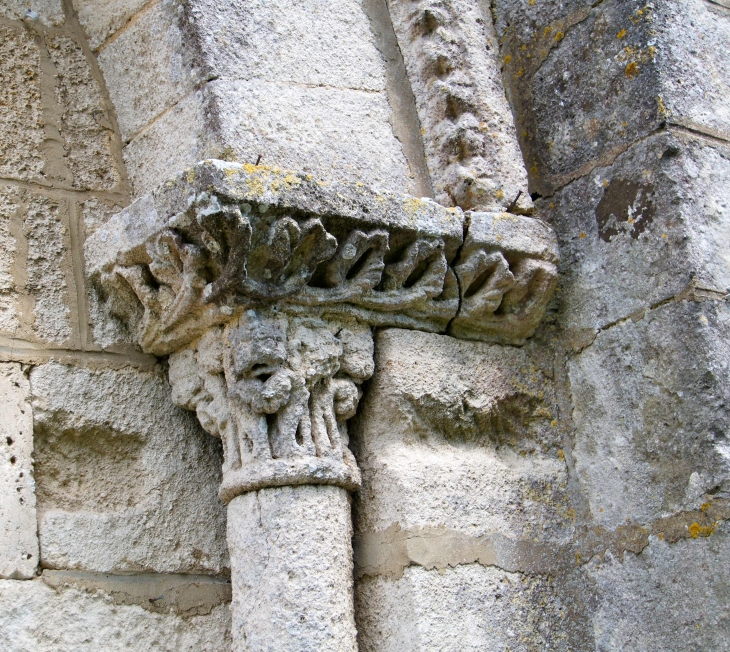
86,161,558,500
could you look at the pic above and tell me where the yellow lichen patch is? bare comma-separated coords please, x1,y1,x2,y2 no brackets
656,95,670,119
617,29,627,39
579,232,586,239
517,67,524,77
495,189,505,200
701,502,711,512
625,61,640,78
504,54,512,64
557,449,565,461
283,173,301,188
555,31,564,42
528,0,536,5
543,26,552,37
186,169,195,183
688,521,715,538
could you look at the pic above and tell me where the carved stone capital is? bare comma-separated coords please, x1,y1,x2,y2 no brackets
85,161,559,497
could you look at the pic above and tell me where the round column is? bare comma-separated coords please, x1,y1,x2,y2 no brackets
227,485,357,652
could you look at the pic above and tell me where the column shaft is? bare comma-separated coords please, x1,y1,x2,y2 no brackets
227,485,357,652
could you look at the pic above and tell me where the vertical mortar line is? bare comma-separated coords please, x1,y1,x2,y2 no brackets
35,26,75,188
61,0,133,200
364,0,435,198
66,197,88,350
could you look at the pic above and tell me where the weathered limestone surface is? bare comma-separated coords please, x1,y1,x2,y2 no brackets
74,0,152,51
352,329,586,648
97,0,416,198
587,524,730,651
0,1,64,25
228,486,356,652
545,131,730,336
0,579,231,652
357,564,574,652
495,0,730,195
31,363,229,574
0,363,38,580
569,300,730,530
86,160,558,353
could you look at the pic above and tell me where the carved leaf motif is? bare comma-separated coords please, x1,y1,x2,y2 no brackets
381,238,447,299
245,217,337,299
455,249,515,317
324,229,389,292
499,257,557,316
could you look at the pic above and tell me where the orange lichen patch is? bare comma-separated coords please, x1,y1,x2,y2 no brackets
617,29,627,39
625,62,640,78
688,522,715,538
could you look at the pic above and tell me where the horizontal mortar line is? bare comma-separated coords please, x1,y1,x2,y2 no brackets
540,125,667,200
0,340,158,368
704,0,730,14
123,87,203,145
668,122,730,148
220,77,388,95
573,281,728,351
95,0,161,55
0,177,129,202
124,77,387,147
42,569,231,582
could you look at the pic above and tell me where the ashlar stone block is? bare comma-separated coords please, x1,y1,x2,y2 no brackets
0,363,38,580
30,363,229,575
0,578,230,652
544,131,730,336
0,24,44,183
569,300,730,529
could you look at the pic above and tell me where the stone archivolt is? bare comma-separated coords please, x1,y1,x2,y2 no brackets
86,160,558,501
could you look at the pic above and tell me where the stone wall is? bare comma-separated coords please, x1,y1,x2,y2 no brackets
1,0,729,650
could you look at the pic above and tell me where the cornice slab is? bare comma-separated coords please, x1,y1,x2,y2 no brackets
86,160,558,358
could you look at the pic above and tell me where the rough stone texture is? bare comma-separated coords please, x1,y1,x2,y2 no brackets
352,329,583,646
108,0,417,198
209,79,414,194
0,185,20,334
354,329,569,537
544,131,730,335
569,300,730,530
46,35,120,190
387,0,531,212
97,0,196,143
495,0,730,195
30,363,229,575
0,363,38,580
187,0,388,91
121,89,213,197
0,0,64,25
0,578,231,651
24,194,73,344
654,0,730,141
357,564,575,652
0,24,44,182
75,0,152,51
227,486,357,652
587,524,730,651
